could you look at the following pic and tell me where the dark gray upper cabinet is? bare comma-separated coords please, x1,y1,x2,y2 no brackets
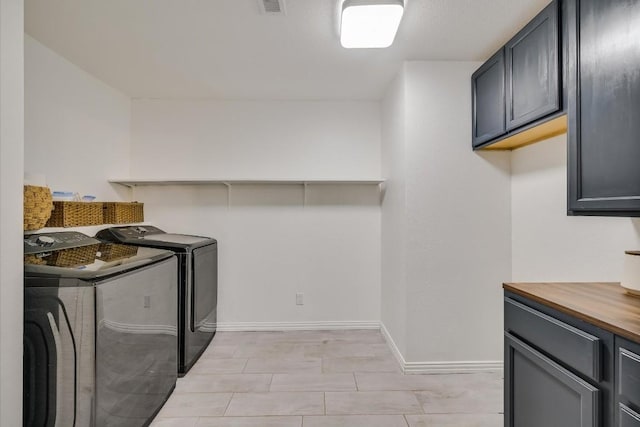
566,0,640,216
471,0,563,150
505,1,560,131
471,49,506,147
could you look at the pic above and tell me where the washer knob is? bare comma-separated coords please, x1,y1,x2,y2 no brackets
36,236,55,247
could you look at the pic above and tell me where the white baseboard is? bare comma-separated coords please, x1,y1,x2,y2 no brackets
380,322,407,368
403,360,504,374
380,322,503,375
216,320,381,332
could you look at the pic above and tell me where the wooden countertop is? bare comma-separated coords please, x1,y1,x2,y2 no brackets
504,282,640,343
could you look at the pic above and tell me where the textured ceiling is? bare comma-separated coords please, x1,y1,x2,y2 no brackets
25,0,550,100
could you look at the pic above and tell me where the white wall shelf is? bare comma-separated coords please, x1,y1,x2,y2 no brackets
109,178,385,208
109,178,385,188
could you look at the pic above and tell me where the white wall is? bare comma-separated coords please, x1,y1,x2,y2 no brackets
381,62,512,366
131,100,380,179
25,35,131,201
404,62,512,363
512,135,640,281
381,68,408,356
130,100,382,326
0,0,24,423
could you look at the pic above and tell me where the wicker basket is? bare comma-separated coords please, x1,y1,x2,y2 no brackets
103,202,144,224
97,243,138,262
24,186,54,231
23,254,47,266
24,244,99,267
46,201,104,227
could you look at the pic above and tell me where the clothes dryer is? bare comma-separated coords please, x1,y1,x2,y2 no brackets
96,226,217,375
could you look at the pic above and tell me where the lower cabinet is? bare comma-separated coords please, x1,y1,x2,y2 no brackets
617,338,640,426
505,333,600,427
619,404,640,427
504,294,616,427
504,285,640,427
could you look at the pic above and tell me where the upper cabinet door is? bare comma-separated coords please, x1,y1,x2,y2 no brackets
472,49,506,147
566,0,640,216
505,1,560,131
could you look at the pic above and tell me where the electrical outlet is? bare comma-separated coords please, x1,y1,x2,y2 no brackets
296,293,304,305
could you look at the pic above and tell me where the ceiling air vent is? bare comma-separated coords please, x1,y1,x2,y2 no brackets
258,0,286,14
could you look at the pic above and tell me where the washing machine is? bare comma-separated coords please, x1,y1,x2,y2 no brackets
24,231,177,427
96,226,217,375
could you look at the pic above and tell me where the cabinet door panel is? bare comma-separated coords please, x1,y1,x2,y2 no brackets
567,0,640,215
619,348,640,409
617,338,640,426
506,1,560,130
505,333,600,427
472,49,506,147
620,404,640,427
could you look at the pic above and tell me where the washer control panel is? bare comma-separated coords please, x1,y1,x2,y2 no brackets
110,225,164,240
24,232,101,254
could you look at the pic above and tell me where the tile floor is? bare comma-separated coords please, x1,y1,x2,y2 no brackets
151,330,503,427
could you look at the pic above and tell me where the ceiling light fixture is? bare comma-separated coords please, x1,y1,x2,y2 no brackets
340,0,404,49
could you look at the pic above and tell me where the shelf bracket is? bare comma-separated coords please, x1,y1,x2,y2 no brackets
303,182,308,208
224,182,231,209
